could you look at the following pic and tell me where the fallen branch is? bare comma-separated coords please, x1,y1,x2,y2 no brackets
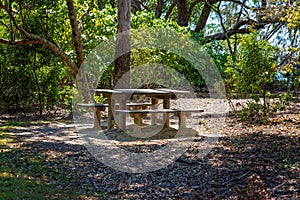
176,157,202,165
208,171,251,186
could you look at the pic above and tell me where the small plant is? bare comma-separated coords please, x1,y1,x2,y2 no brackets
94,93,107,104
225,32,291,123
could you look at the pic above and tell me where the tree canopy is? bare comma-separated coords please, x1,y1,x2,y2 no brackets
0,0,299,114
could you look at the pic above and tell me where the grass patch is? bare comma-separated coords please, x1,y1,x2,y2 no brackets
0,132,14,145
0,119,106,199
0,120,53,129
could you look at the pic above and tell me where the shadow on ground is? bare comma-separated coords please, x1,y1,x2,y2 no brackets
0,117,299,199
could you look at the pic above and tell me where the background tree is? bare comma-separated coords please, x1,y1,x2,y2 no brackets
114,0,131,87
0,0,299,116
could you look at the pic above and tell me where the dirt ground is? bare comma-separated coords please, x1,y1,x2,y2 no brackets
0,99,299,199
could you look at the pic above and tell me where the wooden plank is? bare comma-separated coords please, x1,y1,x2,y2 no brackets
126,102,152,106
156,88,191,94
179,113,187,129
114,88,169,94
108,99,114,128
115,109,177,114
115,108,204,114
116,108,204,130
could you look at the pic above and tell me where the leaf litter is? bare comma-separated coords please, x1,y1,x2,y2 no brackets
0,101,299,199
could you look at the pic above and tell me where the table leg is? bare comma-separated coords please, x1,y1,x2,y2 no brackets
151,98,158,125
119,99,126,130
108,99,114,128
94,107,101,128
163,98,170,128
179,113,187,129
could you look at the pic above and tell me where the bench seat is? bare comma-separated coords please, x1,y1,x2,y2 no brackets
115,109,204,114
77,102,152,108
77,102,152,127
115,108,204,131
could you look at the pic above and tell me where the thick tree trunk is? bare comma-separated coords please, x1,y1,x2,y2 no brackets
114,0,131,88
177,0,189,26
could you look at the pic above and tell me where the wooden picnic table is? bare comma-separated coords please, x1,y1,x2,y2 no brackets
90,88,191,129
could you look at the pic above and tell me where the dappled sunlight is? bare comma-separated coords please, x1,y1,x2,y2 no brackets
0,107,299,199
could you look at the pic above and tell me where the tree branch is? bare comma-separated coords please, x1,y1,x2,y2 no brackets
194,0,218,32
205,23,264,41
0,2,78,76
177,0,189,26
165,0,176,20
233,0,247,55
0,38,43,45
132,0,150,11
215,1,233,55
79,0,95,33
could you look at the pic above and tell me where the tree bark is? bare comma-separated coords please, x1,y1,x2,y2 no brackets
205,21,265,42
114,0,131,88
155,0,164,18
66,0,84,68
177,0,189,26
66,0,93,102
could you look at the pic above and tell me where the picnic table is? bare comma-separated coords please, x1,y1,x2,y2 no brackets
79,88,203,132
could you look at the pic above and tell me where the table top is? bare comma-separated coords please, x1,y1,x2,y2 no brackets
90,89,122,94
91,88,190,95
114,89,170,95
91,88,191,100
156,88,191,94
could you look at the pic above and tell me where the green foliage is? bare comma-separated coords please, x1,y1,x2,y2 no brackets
129,48,206,90
0,45,69,114
59,84,76,111
94,93,106,104
94,10,206,90
205,40,230,79
281,2,300,29
225,33,286,122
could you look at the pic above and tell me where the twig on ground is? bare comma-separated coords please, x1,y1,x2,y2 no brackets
208,171,251,186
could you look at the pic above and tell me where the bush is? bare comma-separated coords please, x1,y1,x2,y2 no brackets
225,33,290,122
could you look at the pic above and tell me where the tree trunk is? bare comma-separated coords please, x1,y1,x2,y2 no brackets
66,0,84,68
66,0,92,102
177,0,189,26
114,0,131,88
155,0,164,18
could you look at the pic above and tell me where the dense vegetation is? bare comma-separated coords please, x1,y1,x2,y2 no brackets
0,0,299,121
